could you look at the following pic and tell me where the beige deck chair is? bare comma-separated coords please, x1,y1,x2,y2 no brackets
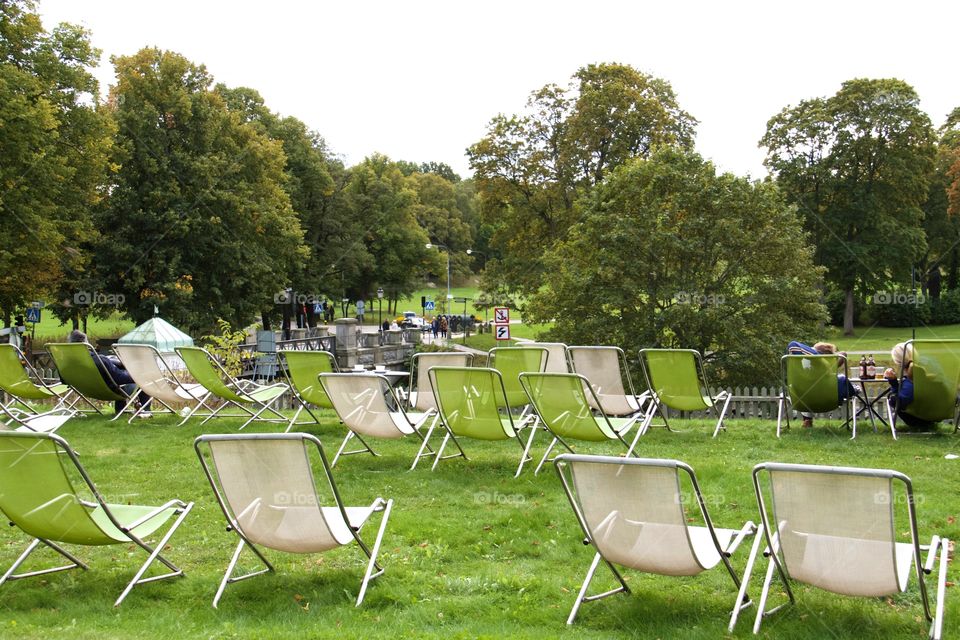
113,344,212,423
194,433,393,608
555,454,756,625
527,342,571,373
730,462,950,638
567,346,649,420
319,373,435,469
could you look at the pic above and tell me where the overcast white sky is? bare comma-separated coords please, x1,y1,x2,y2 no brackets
39,0,958,179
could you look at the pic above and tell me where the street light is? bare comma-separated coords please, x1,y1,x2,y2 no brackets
377,287,384,332
466,248,486,270
425,242,452,311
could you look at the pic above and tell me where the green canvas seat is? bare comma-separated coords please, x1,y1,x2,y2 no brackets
639,348,732,437
0,344,76,432
487,346,549,474
277,350,339,430
777,354,855,437
176,346,288,430
731,463,949,638
427,366,532,476
887,339,960,438
519,372,645,474
195,433,393,608
0,431,193,606
46,342,133,418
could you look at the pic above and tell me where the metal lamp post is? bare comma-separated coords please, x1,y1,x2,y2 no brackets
425,242,451,313
377,287,384,332
466,249,488,325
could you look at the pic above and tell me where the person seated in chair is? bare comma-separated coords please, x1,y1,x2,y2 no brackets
68,330,152,417
883,342,936,431
786,341,855,428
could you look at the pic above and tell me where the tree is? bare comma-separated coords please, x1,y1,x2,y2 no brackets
407,171,474,279
467,62,696,296
96,48,306,333
525,148,827,387
762,79,936,334
0,1,112,326
217,85,338,327
344,155,431,311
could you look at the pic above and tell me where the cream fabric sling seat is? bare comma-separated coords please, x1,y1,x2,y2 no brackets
730,462,950,639
194,433,393,608
555,454,756,625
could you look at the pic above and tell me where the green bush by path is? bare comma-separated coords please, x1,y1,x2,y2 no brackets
0,412,956,639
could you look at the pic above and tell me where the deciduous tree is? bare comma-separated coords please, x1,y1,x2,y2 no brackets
525,148,827,387
762,79,936,334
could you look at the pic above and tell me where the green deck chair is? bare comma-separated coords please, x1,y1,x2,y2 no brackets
176,346,288,430
777,354,855,438
427,366,532,476
46,342,133,419
887,339,960,439
277,350,339,430
639,348,732,438
0,431,193,606
487,346,548,471
519,372,645,474
0,344,76,432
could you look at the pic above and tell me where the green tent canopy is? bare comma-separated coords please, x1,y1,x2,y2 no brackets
117,316,194,353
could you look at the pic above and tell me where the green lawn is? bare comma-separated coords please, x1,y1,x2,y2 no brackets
821,323,960,353
1,411,956,639
28,310,135,341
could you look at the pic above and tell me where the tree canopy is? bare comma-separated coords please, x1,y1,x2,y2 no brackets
0,0,112,326
467,62,696,296
95,48,306,332
526,148,827,386
761,78,936,334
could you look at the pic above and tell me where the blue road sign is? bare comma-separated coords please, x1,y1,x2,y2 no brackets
424,301,435,311
25,307,41,323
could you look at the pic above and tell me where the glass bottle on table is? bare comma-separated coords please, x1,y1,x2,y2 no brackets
866,354,876,379
859,355,868,379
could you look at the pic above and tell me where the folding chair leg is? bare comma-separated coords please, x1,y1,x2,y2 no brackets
212,537,275,608
410,413,439,471
566,551,630,625
356,498,393,606
711,392,732,438
534,437,560,476
238,395,286,430
331,431,379,467
0,538,89,587
850,395,858,440
932,536,949,640
514,423,538,478
114,501,193,606
110,393,139,422
430,430,468,471
729,524,765,632
776,396,784,438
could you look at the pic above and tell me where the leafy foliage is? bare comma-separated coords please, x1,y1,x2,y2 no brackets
761,79,937,334
0,0,113,325
95,48,307,333
525,148,827,386
468,63,696,296
200,318,248,377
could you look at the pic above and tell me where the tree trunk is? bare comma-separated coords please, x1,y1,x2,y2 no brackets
260,312,271,332
71,312,79,331
949,246,959,291
843,288,855,336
